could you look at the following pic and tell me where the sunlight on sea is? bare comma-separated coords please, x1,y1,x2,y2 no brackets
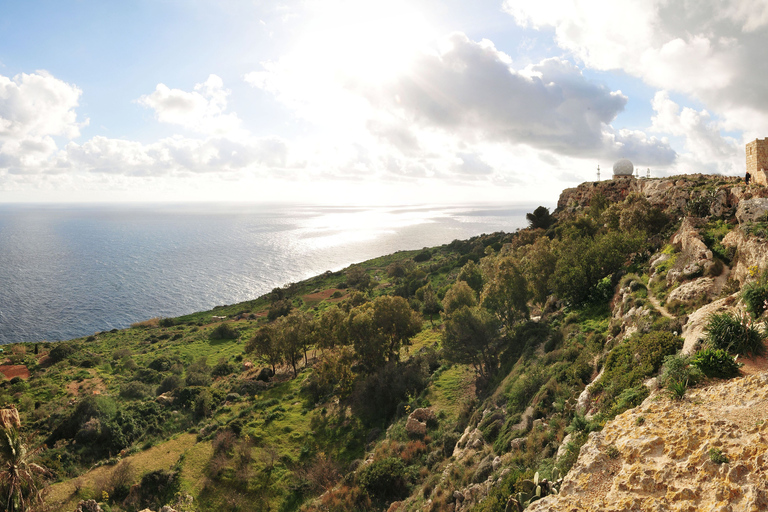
0,203,538,343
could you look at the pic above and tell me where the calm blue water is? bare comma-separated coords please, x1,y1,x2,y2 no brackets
0,203,533,343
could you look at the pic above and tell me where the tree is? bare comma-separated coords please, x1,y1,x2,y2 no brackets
346,265,372,291
526,206,554,229
0,425,48,512
481,257,529,331
371,295,422,361
420,284,442,327
519,237,556,306
348,306,387,372
442,306,500,378
274,312,312,377
246,325,282,374
314,306,348,351
457,261,484,295
442,281,477,317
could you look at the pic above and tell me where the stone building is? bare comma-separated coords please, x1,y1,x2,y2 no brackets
746,138,768,185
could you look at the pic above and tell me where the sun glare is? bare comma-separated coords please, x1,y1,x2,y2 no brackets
298,1,436,83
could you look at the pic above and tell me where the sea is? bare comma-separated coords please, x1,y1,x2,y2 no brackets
0,203,537,344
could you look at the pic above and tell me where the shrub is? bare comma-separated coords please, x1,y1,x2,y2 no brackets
658,354,703,389
267,300,293,321
156,375,183,395
709,447,729,464
211,361,235,377
705,312,766,357
413,250,432,262
210,323,238,340
357,457,408,502
691,348,741,378
742,281,768,319
49,343,77,363
119,381,153,400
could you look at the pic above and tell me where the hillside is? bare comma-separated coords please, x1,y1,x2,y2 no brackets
2,173,768,512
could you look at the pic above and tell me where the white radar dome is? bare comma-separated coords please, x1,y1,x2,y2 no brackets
613,159,634,176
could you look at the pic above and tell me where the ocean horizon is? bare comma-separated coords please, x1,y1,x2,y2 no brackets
0,202,542,344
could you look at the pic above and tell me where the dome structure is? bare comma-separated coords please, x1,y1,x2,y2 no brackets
613,158,634,177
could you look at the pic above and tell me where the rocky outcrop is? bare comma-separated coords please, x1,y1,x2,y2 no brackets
666,277,715,306
556,175,741,216
74,500,102,512
528,373,768,511
667,218,717,285
680,294,739,354
735,197,768,224
722,229,768,285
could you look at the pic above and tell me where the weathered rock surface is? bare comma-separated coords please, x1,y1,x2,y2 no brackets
722,229,768,285
556,175,741,217
735,197,768,224
680,294,739,354
528,373,768,511
666,277,715,306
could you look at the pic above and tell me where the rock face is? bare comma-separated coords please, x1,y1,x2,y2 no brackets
556,175,741,217
527,373,768,512
680,294,740,354
666,277,715,306
722,229,768,285
735,197,768,224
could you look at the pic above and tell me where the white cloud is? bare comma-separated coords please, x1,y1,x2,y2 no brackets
0,71,87,171
504,0,768,138
137,74,243,135
369,34,674,165
62,135,290,177
650,91,741,175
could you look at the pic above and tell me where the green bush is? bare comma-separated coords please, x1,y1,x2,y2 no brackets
658,354,703,389
594,331,682,413
742,281,768,319
357,457,408,502
705,312,766,357
209,323,239,340
49,343,77,363
119,381,153,400
691,348,741,378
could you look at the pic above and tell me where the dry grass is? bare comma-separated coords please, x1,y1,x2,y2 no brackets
130,317,160,328
46,434,197,511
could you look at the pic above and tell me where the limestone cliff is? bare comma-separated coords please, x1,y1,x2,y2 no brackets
528,373,768,512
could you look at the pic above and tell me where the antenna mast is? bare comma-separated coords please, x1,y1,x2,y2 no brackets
597,164,600,181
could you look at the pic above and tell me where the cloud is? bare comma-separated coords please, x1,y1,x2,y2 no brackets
250,30,675,181
63,135,290,176
137,74,243,135
0,70,87,171
649,91,741,175
366,33,674,164
504,0,768,137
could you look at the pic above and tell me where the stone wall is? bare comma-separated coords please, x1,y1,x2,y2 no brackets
746,138,768,186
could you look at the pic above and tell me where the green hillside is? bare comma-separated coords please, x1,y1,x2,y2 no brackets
0,174,763,512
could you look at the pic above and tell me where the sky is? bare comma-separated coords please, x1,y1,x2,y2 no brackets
0,0,765,204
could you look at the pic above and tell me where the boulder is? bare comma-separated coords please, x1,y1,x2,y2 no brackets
405,416,427,437
409,407,436,424
666,277,715,306
736,197,768,224
156,392,175,406
74,501,102,512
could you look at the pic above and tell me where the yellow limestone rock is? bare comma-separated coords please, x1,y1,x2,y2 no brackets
528,373,768,511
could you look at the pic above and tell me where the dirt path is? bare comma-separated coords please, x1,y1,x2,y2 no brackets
712,262,732,296
647,293,675,320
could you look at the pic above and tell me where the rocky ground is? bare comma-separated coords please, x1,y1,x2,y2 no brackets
529,371,768,512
